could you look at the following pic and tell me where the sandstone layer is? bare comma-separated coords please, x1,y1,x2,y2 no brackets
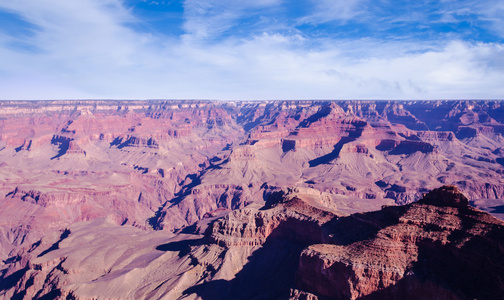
292,186,504,299
1,100,504,299
1,186,503,299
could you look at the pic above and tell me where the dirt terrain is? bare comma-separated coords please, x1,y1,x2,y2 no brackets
1,100,504,299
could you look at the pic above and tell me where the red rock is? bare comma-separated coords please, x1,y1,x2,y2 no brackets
292,186,504,299
1,100,504,299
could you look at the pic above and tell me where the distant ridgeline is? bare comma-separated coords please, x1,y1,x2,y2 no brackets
1,100,504,298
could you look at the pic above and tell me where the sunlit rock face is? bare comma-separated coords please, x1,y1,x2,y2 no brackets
2,186,503,299
292,186,504,300
1,100,504,299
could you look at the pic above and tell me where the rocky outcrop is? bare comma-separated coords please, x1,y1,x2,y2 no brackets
418,185,469,207
2,100,504,299
111,135,159,149
14,140,32,152
3,186,503,300
376,139,435,155
207,195,336,247
0,189,339,300
292,186,504,300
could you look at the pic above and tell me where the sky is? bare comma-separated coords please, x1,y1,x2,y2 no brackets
1,0,504,100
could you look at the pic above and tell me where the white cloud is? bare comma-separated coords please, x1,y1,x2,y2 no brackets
0,0,503,100
6,1,160,63
478,1,504,37
297,0,368,25
181,0,282,40
0,0,167,97
435,0,504,38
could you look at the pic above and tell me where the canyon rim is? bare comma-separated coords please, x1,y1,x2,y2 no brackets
1,99,504,299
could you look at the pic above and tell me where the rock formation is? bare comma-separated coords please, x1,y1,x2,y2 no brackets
1,186,503,299
292,186,504,299
1,100,504,299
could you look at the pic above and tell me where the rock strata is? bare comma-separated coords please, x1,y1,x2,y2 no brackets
1,100,504,299
292,186,504,300
2,186,503,299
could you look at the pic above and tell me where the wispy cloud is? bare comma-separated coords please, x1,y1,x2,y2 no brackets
182,0,282,40
478,1,504,37
0,0,503,100
297,0,367,25
0,0,163,97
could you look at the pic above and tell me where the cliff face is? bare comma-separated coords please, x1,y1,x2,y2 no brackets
0,189,339,300
292,186,504,300
1,186,503,300
0,100,244,262
2,100,504,299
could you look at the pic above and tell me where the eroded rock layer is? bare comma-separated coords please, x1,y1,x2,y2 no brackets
1,186,503,299
1,100,504,299
292,186,504,300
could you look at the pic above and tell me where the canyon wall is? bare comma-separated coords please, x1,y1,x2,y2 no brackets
1,100,504,299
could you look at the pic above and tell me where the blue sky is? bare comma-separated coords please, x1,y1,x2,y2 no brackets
1,0,504,100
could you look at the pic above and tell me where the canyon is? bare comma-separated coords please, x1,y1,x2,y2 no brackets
1,100,504,299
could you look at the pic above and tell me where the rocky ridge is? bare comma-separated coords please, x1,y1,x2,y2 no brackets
292,186,504,299
2,100,504,298
1,186,503,299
